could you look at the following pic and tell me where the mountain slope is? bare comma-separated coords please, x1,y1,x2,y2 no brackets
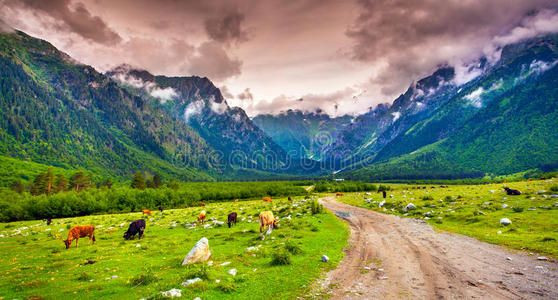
325,67,458,170
342,33,558,179
252,110,353,161
108,66,298,173
0,30,217,180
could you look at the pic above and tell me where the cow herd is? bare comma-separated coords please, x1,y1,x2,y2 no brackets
60,199,280,249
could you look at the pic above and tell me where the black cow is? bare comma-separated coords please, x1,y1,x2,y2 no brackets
124,219,146,240
158,205,163,213
46,218,52,225
504,187,522,195
227,212,238,228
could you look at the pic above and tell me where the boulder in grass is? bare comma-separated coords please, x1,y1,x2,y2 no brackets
322,255,329,262
182,237,211,265
162,288,182,297
182,278,202,286
500,218,512,226
404,203,416,211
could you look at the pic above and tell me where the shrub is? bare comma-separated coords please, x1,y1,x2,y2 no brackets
76,272,92,281
310,200,324,215
284,240,302,255
270,250,291,266
129,271,157,286
512,207,524,213
421,195,434,201
550,185,558,192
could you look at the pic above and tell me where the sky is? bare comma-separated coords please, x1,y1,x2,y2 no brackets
1,0,558,117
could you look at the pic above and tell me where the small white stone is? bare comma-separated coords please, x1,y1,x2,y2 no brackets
322,255,329,262
227,269,237,276
219,262,231,266
182,278,202,286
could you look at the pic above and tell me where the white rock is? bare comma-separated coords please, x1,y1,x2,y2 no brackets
506,257,512,261
136,244,141,248
227,269,237,276
194,298,201,300
405,203,416,211
322,255,329,262
219,262,231,266
378,276,389,280
182,237,211,265
265,227,272,235
502,204,508,209
537,256,548,261
379,200,386,207
162,288,182,297
182,278,202,286
551,195,558,198
112,275,118,279
246,246,259,252
500,218,512,226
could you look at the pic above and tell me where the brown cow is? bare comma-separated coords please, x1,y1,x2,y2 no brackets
259,211,278,233
63,225,95,249
336,192,344,196
263,197,272,202
142,209,152,216
198,210,207,224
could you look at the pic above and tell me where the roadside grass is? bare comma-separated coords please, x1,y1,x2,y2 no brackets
0,196,348,299
335,178,558,257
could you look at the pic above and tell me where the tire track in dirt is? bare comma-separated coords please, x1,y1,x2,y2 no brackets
318,197,558,299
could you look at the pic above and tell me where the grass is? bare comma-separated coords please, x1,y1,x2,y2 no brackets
0,196,348,299
337,178,558,257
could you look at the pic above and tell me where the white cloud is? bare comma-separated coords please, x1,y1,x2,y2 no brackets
183,99,205,122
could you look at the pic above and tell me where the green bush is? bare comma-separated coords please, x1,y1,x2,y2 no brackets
284,240,302,255
129,270,157,286
550,185,558,192
270,250,291,266
310,200,324,215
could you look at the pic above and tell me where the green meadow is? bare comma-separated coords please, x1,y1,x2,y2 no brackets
336,178,558,257
0,196,348,299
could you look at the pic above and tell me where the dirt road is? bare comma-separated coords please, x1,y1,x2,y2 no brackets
319,197,558,299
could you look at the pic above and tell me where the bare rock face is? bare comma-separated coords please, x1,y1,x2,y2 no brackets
182,237,211,265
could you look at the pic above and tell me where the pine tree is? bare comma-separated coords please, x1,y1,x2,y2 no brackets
45,168,54,196
153,173,162,188
69,171,91,192
54,174,68,193
131,171,146,190
10,179,25,194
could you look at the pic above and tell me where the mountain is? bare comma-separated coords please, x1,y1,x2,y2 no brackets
107,66,322,176
0,30,218,180
324,67,458,171
252,110,353,161
341,33,558,179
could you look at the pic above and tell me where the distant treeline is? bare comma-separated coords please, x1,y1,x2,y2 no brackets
0,180,307,222
313,181,378,193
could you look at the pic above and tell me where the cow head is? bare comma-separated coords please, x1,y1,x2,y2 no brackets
272,218,279,229
63,239,71,249
123,231,131,240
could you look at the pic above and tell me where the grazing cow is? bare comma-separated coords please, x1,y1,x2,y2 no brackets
198,210,206,224
263,197,272,202
377,189,387,198
198,202,205,206
124,219,146,240
259,211,278,233
335,192,344,196
234,199,239,203
158,206,163,213
63,225,95,249
142,209,152,216
504,187,522,195
46,218,52,225
227,212,238,228
288,196,292,201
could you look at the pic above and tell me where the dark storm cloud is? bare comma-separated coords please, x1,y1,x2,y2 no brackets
204,10,250,44
187,41,242,81
14,0,121,45
347,0,558,96
237,88,254,101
